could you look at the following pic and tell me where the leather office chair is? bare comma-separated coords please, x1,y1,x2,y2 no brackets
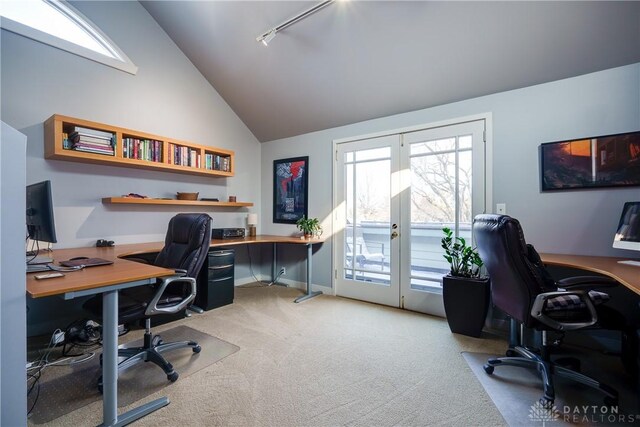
86,213,211,391
473,214,619,407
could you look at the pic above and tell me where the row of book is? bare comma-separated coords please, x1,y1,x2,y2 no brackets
123,138,163,162
205,153,231,172
168,143,203,168
63,126,115,156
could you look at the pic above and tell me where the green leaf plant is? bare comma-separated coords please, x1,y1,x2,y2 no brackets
441,227,484,278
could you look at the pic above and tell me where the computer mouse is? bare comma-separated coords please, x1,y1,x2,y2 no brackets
69,256,89,261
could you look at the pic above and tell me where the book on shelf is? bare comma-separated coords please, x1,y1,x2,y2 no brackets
72,126,114,139
71,134,113,146
73,145,115,156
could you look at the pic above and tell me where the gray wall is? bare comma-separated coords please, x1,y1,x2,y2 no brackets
1,1,263,333
1,122,27,426
261,63,640,289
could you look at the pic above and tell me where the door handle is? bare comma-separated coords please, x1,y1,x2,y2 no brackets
391,231,398,239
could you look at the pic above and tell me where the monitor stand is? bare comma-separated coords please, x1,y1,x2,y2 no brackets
618,260,640,267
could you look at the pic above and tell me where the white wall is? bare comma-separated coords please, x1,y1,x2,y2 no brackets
0,1,263,333
1,1,261,248
261,63,640,289
0,122,27,426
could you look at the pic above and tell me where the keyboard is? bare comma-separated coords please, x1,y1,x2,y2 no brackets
618,260,640,267
27,263,51,273
27,255,53,264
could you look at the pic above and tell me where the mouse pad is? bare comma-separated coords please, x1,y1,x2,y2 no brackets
59,257,114,267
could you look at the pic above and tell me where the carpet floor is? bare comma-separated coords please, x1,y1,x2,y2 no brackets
29,285,509,426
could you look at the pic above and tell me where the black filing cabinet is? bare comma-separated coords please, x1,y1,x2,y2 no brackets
195,249,235,310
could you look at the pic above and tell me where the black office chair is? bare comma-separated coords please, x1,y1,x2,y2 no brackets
473,214,619,407
86,213,211,390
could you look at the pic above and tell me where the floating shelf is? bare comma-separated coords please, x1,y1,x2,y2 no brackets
102,197,253,207
45,114,234,178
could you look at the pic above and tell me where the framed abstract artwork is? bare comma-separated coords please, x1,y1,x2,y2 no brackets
273,156,308,223
540,131,640,191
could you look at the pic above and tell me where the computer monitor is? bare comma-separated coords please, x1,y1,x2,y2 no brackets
613,201,640,253
26,180,57,244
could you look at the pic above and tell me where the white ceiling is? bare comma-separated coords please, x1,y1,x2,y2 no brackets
141,1,640,142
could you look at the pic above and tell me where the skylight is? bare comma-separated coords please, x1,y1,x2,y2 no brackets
0,0,137,74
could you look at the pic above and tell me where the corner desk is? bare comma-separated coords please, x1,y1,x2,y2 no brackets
540,253,640,296
26,235,324,426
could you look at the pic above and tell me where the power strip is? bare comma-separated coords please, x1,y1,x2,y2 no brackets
53,331,65,345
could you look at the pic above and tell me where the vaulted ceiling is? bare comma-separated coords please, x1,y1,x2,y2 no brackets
141,1,640,142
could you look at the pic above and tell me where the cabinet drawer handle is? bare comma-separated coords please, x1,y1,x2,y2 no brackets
210,276,233,282
209,264,234,270
210,252,233,257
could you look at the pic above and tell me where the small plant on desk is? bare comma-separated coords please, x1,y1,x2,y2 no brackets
296,216,322,239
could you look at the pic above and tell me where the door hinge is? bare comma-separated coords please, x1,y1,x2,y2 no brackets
334,269,338,279
483,130,486,142
401,295,405,309
335,150,338,161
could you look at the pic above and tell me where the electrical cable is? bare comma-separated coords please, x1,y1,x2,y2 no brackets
245,244,284,287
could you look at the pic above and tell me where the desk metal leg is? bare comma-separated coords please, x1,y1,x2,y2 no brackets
294,243,322,303
272,243,277,284
99,290,169,427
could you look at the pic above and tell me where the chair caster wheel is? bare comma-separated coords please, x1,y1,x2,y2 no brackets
193,345,201,353
539,397,554,409
505,349,517,357
152,336,163,346
483,364,494,375
168,372,179,382
604,396,618,407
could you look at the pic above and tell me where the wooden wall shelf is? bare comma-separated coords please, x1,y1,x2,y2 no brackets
44,114,234,178
102,197,253,208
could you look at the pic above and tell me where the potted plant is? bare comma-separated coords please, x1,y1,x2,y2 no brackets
296,216,322,239
441,227,490,338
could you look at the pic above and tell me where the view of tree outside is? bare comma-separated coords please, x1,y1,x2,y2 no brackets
410,136,472,226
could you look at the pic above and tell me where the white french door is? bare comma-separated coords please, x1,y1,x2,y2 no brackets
334,118,488,316
335,135,401,306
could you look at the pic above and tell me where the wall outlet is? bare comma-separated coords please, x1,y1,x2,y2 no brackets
280,267,286,275
496,203,507,215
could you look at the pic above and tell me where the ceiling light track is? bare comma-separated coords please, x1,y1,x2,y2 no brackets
256,0,335,46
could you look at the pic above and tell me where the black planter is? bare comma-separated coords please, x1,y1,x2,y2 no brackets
442,275,490,338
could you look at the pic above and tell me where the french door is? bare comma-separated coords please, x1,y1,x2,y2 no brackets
334,119,487,316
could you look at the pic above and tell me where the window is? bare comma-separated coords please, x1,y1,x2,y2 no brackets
0,0,137,74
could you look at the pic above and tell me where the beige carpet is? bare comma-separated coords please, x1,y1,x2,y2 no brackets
464,351,639,426
30,286,508,426
29,326,239,424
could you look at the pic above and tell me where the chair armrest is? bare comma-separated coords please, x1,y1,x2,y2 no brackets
557,276,618,289
531,290,597,331
173,268,187,275
145,274,197,316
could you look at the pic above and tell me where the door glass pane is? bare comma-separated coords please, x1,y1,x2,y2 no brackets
410,137,456,155
459,134,472,149
409,150,455,291
458,150,473,244
355,147,391,162
343,157,391,285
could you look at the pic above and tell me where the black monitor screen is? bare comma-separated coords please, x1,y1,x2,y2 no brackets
26,180,57,243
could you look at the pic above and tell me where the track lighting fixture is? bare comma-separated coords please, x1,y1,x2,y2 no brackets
256,0,335,46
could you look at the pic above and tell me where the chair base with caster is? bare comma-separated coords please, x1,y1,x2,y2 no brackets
483,340,618,407
97,318,202,393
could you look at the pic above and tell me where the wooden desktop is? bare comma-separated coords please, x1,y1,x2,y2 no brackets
540,253,640,295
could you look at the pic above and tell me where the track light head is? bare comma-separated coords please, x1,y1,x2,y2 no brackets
260,29,276,46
